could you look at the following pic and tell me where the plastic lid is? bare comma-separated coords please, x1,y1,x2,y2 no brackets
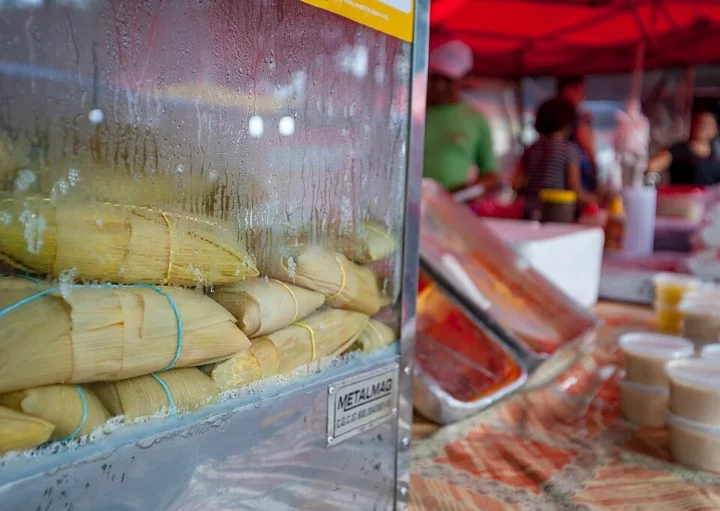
667,409,720,436
619,333,694,360
657,185,706,196
582,203,600,215
683,286,720,304
653,272,701,288
678,299,720,316
539,189,576,204
620,378,669,396
701,344,720,361
665,359,720,391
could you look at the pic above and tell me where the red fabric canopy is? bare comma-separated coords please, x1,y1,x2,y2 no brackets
430,0,720,78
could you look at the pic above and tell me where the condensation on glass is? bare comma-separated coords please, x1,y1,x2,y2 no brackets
0,0,410,459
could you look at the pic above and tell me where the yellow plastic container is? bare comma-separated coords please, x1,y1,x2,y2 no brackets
654,273,701,308
655,303,684,335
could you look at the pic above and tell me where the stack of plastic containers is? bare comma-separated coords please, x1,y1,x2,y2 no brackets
666,358,720,472
619,333,694,427
653,273,701,335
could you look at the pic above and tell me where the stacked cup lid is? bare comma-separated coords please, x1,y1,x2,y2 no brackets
665,359,720,472
618,333,694,427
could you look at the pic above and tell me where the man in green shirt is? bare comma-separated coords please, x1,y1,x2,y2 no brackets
424,41,497,192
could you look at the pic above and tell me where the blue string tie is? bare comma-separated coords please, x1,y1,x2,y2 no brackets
0,282,184,371
57,384,88,441
150,373,177,418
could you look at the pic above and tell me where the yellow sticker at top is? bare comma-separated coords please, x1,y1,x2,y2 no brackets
302,0,415,42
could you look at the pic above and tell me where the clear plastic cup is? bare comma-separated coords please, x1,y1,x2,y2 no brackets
701,343,720,362
654,273,701,308
679,299,720,348
620,379,668,427
668,410,720,472
619,333,694,386
666,359,720,425
654,303,684,335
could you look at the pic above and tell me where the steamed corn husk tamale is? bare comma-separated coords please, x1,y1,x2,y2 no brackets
0,283,250,393
211,309,369,391
0,385,110,440
93,368,219,422
0,196,258,286
208,278,325,338
268,248,389,316
352,319,398,354
0,406,54,455
341,222,396,264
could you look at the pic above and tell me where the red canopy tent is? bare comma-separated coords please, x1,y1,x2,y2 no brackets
430,0,720,78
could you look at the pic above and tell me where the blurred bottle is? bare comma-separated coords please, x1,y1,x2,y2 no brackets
604,195,625,251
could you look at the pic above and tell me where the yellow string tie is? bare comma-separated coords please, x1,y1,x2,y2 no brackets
327,255,347,299
161,212,174,285
293,321,317,361
364,223,393,243
274,279,299,322
366,320,383,344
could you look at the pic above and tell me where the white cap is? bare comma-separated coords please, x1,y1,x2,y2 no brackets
618,333,694,360
666,359,720,391
429,40,473,79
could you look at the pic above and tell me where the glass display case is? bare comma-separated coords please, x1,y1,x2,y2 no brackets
0,1,428,509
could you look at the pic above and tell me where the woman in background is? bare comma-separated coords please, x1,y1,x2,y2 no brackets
514,98,597,220
648,111,720,185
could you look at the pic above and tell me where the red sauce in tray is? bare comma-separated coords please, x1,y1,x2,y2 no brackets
416,283,522,402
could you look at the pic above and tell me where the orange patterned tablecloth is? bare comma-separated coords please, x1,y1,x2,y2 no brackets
409,303,720,510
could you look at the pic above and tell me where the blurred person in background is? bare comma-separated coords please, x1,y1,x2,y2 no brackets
648,110,720,185
557,76,598,195
423,40,498,193
513,97,597,220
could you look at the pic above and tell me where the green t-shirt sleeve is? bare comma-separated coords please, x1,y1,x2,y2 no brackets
475,114,496,175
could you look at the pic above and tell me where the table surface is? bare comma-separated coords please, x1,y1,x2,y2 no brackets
409,302,720,510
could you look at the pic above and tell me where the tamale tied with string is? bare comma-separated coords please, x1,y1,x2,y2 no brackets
0,281,250,393
351,319,398,354
0,406,54,455
342,221,396,264
268,247,389,316
211,309,368,391
208,278,325,337
0,384,110,440
93,368,219,422
0,196,257,286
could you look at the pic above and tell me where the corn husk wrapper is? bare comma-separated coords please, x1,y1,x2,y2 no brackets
209,278,325,337
211,309,369,391
0,385,110,440
0,282,250,393
268,248,389,316
0,196,257,286
352,319,398,353
0,406,54,455
93,368,219,422
0,275,43,289
341,222,396,264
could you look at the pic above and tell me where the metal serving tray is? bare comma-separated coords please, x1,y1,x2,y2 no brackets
419,180,600,394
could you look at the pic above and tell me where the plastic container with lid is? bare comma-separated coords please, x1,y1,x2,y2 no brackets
619,333,694,386
539,189,576,224
701,343,720,361
679,299,720,348
656,185,707,223
666,359,720,425
653,272,701,308
668,411,720,472
620,379,668,427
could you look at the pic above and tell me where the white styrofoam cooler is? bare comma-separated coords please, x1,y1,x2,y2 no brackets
483,219,605,308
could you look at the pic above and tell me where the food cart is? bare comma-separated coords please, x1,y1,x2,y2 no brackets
0,1,429,509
